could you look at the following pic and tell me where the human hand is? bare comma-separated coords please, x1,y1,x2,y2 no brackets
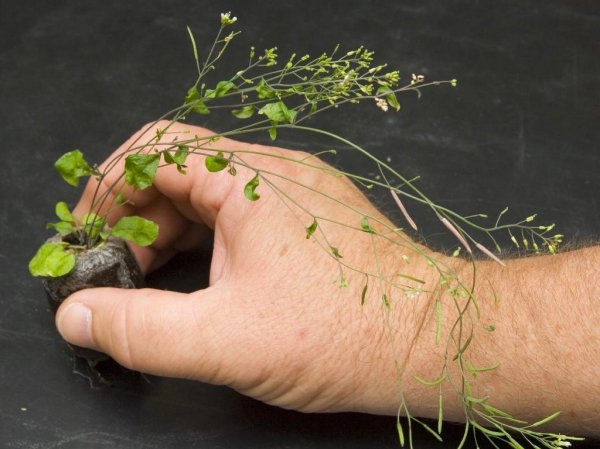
55,121,436,414
52,122,600,437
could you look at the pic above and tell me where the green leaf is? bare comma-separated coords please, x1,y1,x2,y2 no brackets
55,202,74,223
172,145,189,165
205,151,229,172
47,221,74,235
330,246,342,259
205,80,235,99
244,174,260,201
125,153,160,189
163,145,189,173
268,126,277,141
360,216,376,233
258,101,297,124
190,99,210,114
280,101,298,123
256,78,276,99
112,216,159,247
185,85,200,103
184,86,210,114
231,105,255,119
305,218,318,239
258,102,286,123
54,150,92,187
376,86,401,111
29,242,75,277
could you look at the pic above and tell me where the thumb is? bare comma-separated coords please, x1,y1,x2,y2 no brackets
56,286,228,380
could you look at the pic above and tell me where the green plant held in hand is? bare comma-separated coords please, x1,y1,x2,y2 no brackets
29,196,158,277
29,12,577,449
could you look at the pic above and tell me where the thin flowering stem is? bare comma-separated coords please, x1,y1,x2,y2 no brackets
390,189,418,231
440,217,473,254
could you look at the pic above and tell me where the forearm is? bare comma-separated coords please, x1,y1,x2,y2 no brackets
402,245,600,435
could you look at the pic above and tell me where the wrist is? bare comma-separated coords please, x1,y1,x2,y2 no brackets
348,239,461,417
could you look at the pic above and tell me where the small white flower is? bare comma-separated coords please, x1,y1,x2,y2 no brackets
220,12,237,26
375,97,388,112
411,73,425,85
553,436,572,447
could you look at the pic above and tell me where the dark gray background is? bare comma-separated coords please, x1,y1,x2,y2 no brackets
1,1,598,448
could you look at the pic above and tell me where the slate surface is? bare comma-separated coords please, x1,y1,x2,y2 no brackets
1,1,598,448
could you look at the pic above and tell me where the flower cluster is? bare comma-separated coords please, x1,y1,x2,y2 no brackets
220,11,237,26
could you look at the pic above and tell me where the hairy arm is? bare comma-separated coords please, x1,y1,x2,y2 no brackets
400,245,600,436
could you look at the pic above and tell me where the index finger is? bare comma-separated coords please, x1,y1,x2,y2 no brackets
71,121,260,271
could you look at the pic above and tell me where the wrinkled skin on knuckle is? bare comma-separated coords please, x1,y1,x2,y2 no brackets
103,289,166,372
105,293,138,369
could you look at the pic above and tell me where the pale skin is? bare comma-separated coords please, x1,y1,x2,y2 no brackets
56,122,600,437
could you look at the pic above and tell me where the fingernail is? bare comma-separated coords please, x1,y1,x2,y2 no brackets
56,303,95,348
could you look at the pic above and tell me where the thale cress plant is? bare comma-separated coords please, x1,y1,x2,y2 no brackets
29,13,577,449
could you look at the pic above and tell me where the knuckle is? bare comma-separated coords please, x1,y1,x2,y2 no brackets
106,310,131,368
107,293,147,369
